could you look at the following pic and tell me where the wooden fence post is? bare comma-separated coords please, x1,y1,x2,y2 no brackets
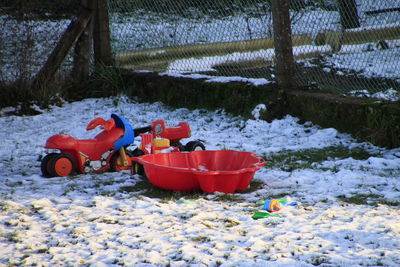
337,0,360,29
271,0,295,90
73,0,95,82
93,0,113,68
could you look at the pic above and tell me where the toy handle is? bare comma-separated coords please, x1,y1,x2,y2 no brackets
102,119,116,131
87,117,106,131
86,118,115,131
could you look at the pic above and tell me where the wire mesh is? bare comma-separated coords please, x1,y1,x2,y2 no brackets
109,0,400,97
0,0,399,99
0,1,78,84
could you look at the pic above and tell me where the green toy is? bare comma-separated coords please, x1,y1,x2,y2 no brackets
252,211,283,219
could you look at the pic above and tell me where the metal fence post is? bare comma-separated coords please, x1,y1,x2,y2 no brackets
271,0,295,90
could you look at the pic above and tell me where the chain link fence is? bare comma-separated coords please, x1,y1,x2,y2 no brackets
0,0,399,101
0,1,78,85
110,0,400,98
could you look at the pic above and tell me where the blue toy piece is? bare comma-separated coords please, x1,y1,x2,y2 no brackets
261,198,297,212
111,113,134,151
263,199,282,212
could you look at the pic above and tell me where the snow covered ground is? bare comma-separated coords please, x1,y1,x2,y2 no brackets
0,97,399,266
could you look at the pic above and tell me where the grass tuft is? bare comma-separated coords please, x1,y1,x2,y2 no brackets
191,235,211,243
120,177,264,201
373,199,400,207
119,179,205,200
265,146,377,171
340,194,400,207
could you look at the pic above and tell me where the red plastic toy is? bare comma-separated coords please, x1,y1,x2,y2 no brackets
41,114,135,177
133,150,265,193
133,120,205,154
40,115,205,177
131,119,205,174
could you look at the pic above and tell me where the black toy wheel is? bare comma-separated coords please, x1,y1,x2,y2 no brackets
184,141,205,151
40,153,58,178
171,141,184,152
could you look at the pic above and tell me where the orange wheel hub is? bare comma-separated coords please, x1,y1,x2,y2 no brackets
54,157,73,176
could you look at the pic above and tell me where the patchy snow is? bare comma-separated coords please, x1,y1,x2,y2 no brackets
161,72,271,86
0,96,399,266
166,45,332,75
167,49,275,74
347,88,400,101
323,43,400,80
251,104,267,120
372,88,400,101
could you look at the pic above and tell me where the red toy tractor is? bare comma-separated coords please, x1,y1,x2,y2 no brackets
133,120,205,154
131,119,205,174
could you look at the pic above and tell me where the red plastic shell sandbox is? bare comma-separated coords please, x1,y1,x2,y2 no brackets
133,150,265,193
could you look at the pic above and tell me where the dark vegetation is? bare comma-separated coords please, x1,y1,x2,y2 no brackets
0,0,79,20
119,176,265,201
266,146,377,171
338,194,400,206
0,0,334,19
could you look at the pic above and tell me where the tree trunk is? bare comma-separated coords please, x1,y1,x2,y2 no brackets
271,0,295,90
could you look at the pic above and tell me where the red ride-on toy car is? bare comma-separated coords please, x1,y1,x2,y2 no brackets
41,114,135,177
131,120,206,174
